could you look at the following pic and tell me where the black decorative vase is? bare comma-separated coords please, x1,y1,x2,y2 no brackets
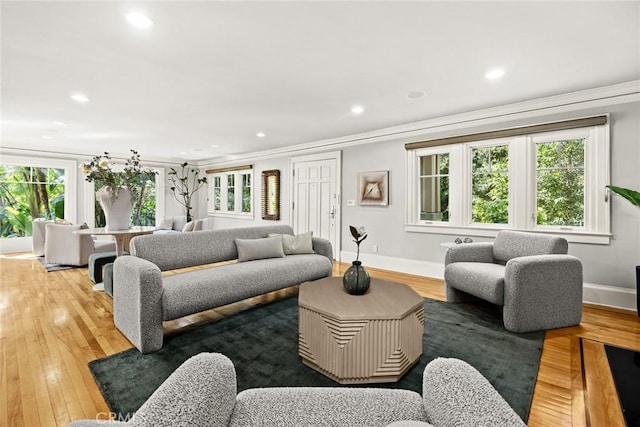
343,261,371,295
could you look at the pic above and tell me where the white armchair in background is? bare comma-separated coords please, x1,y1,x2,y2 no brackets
44,223,116,266
31,219,53,256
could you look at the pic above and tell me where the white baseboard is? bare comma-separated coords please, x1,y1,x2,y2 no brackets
583,282,636,312
340,251,636,312
0,236,31,254
341,251,444,280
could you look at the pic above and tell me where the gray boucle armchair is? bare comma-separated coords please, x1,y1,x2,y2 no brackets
69,353,525,427
445,230,583,333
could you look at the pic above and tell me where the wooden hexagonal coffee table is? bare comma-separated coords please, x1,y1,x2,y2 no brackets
298,276,424,384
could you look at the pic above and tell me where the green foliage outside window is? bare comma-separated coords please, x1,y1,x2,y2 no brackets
242,173,251,213
0,165,65,238
213,176,221,211
227,174,235,211
536,139,585,227
471,145,509,224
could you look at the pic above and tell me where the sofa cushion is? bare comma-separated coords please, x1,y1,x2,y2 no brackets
269,231,314,255
235,236,285,262
172,216,188,231
444,262,506,305
230,387,427,427
158,217,174,230
162,254,332,320
182,220,195,233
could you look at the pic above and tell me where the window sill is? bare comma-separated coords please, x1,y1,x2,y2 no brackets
404,223,611,245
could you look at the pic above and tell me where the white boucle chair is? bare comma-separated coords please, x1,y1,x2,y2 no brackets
68,353,526,427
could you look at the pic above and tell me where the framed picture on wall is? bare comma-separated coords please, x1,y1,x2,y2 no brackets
357,170,389,206
261,169,280,220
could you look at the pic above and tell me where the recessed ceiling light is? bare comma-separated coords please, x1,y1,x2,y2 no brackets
351,105,365,115
211,144,220,148
70,93,89,104
485,68,505,80
179,151,188,155
126,12,153,29
408,91,426,99
256,132,266,138
53,121,66,126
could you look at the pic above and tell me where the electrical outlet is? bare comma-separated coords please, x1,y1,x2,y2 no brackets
347,200,356,206
372,244,378,253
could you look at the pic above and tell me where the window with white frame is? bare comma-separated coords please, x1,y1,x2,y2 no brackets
405,116,610,244
0,156,77,238
207,166,253,217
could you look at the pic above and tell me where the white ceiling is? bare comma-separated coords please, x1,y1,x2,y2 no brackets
2,1,639,163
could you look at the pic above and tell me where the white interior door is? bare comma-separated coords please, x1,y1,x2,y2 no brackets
290,152,341,260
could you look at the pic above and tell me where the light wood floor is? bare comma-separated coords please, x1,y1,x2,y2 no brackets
1,253,639,426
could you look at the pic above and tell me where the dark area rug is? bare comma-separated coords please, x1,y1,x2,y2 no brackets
90,296,544,422
605,344,640,426
37,256,81,272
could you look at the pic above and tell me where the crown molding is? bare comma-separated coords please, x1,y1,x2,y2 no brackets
199,80,640,168
0,147,179,168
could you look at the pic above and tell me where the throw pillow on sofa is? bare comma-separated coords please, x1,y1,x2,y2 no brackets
235,235,285,262
268,231,314,255
158,217,174,230
181,220,195,232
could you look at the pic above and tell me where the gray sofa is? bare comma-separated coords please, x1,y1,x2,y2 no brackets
445,230,583,333
114,225,333,353
69,353,525,426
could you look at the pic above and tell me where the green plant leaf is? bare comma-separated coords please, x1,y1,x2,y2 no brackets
607,185,640,208
349,225,359,239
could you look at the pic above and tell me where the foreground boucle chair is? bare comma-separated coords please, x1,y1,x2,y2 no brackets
445,230,583,333
69,353,525,427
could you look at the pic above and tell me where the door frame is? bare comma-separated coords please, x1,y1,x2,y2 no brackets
288,151,342,261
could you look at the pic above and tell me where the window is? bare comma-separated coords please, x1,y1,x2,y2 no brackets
405,116,610,244
94,174,158,227
470,144,509,225
535,138,585,227
207,165,253,217
212,176,221,211
0,157,77,238
227,174,235,211
242,173,251,213
419,152,449,222
84,166,164,229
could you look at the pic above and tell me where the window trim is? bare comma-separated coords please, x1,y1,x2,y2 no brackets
405,119,611,244
207,168,254,219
